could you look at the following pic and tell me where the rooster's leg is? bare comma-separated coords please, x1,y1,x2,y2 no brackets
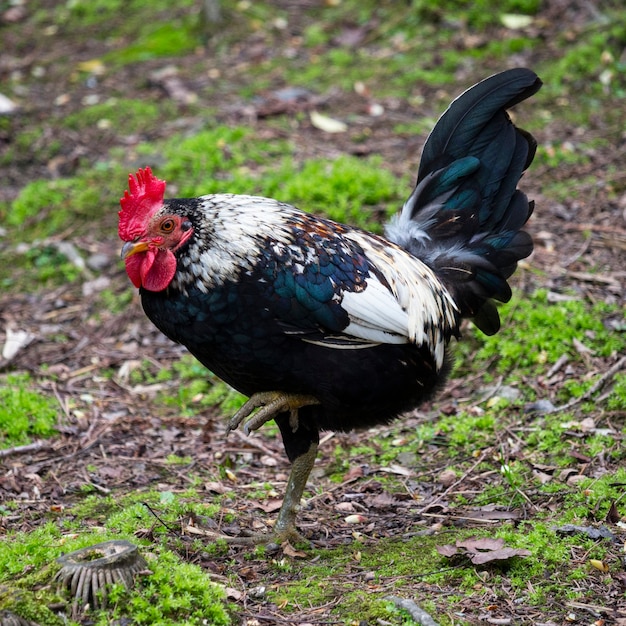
226,391,320,435
211,403,320,546
214,441,317,546
252,408,319,545
272,438,318,544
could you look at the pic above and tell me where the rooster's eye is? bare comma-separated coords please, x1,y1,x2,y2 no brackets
161,218,176,233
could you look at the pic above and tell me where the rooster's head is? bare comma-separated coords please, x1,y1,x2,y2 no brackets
118,167,193,291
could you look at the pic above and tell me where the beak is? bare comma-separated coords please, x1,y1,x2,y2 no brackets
121,240,150,259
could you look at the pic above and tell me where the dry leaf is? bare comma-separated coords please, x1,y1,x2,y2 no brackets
606,501,620,524
437,536,530,565
310,110,347,133
204,481,230,494
579,417,596,432
369,492,397,509
2,327,36,360
379,463,412,477
589,559,609,573
0,93,18,114
436,544,458,558
76,59,106,75
469,546,531,565
281,541,307,558
460,508,523,522
572,337,594,355
500,13,533,29
342,465,364,481
225,587,243,600
336,501,356,512
437,469,457,486
253,499,283,513
457,537,504,552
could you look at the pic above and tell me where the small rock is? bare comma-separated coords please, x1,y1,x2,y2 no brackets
87,252,111,271
524,399,555,413
82,276,111,297
248,585,266,599
482,385,520,402
2,5,27,23
437,468,457,486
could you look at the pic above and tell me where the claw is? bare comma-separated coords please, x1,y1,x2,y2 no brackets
222,392,320,547
201,440,318,548
226,391,319,436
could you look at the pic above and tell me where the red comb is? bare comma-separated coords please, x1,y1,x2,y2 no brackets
118,167,166,241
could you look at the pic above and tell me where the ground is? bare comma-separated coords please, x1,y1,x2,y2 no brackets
0,0,625,625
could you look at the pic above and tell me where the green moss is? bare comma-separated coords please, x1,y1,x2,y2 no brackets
106,21,200,66
438,411,496,451
97,288,134,314
0,127,62,167
62,99,164,134
136,124,406,230
549,17,626,98
8,179,74,229
101,550,229,625
0,491,230,624
0,526,229,626
6,163,126,233
607,373,626,410
276,155,405,231
0,159,130,288
264,516,601,624
0,586,65,626
464,290,625,378
411,0,540,28
148,125,282,193
0,374,59,448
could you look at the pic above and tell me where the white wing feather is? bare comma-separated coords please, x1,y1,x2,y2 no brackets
340,232,459,369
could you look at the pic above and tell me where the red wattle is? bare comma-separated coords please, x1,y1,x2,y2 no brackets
142,249,177,292
125,254,144,288
124,249,177,292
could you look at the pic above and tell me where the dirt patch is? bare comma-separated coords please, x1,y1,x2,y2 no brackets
1,1,626,624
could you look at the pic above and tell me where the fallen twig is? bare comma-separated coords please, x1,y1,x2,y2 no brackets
0,440,52,458
142,501,180,534
545,354,569,379
543,355,626,415
386,596,439,626
416,451,487,515
228,426,284,461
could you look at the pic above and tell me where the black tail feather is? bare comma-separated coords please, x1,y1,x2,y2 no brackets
385,68,541,335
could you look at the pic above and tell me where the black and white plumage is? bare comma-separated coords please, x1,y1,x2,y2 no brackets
119,68,542,543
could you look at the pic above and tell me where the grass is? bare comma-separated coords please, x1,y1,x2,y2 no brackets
0,493,230,626
61,99,167,134
256,509,620,624
454,289,626,385
1,0,625,623
0,468,623,625
0,374,59,448
1,123,407,289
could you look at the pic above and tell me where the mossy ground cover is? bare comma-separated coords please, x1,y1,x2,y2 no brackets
1,0,625,624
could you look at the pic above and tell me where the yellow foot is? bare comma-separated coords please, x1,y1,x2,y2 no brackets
226,391,320,435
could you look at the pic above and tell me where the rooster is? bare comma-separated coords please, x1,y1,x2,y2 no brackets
119,68,541,544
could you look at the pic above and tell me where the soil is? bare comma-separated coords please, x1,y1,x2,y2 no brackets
1,1,625,624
